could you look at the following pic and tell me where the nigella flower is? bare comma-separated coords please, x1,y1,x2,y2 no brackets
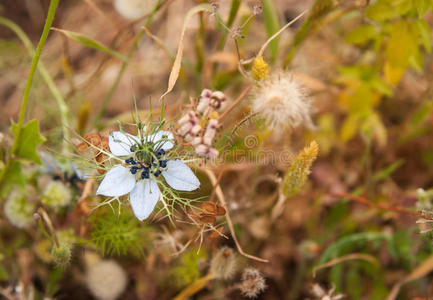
96,130,200,221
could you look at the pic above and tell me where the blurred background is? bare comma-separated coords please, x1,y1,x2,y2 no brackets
1,0,433,299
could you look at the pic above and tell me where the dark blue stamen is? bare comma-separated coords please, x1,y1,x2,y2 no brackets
125,158,131,164
154,170,161,177
141,168,150,179
159,160,167,168
130,167,137,174
157,149,165,156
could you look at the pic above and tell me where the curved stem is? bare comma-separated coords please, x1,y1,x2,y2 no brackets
218,84,252,121
11,0,59,154
93,1,162,129
0,17,70,153
203,168,269,263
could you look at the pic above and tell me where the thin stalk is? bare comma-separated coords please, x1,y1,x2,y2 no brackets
37,207,60,248
216,0,241,50
11,0,59,155
93,2,161,129
173,274,214,300
332,192,432,220
218,84,252,121
0,17,70,153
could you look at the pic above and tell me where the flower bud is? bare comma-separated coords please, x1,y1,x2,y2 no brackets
252,56,269,81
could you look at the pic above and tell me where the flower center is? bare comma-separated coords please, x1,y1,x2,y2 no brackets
125,142,167,179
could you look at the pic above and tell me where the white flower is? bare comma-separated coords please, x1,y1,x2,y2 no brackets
96,130,200,221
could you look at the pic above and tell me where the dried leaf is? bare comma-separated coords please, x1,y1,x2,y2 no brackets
199,213,216,224
386,255,433,300
160,4,214,100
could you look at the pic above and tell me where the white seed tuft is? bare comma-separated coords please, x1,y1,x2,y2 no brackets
251,71,313,134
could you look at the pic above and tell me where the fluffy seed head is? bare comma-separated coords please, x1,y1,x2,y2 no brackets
251,71,312,134
4,190,35,228
209,247,237,280
114,0,158,20
86,260,127,300
41,181,72,209
239,268,267,298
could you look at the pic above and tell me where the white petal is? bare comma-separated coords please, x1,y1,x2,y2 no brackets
109,131,138,156
129,179,160,221
96,165,136,196
151,130,174,151
162,160,200,191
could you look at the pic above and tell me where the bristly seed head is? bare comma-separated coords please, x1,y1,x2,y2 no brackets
239,268,267,298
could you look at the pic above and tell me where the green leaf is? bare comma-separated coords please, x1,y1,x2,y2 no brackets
414,0,431,17
385,21,417,68
262,0,280,63
11,119,46,164
0,160,26,197
370,77,393,96
319,232,388,264
415,19,432,52
366,0,399,21
346,25,377,45
52,28,127,61
373,159,405,181
411,101,433,126
366,0,412,21
0,262,9,281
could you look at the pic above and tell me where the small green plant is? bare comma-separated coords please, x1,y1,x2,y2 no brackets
90,209,151,256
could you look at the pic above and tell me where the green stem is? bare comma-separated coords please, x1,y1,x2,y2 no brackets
0,17,70,153
216,0,241,50
11,0,60,155
93,1,161,129
93,29,145,129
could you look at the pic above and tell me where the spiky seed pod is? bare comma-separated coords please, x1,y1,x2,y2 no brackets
239,268,267,298
41,181,72,209
114,0,158,20
4,190,35,228
52,243,72,268
282,141,319,198
209,247,237,280
86,260,128,300
251,71,312,134
252,56,269,81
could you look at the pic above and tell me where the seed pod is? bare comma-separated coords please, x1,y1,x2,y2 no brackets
52,243,72,268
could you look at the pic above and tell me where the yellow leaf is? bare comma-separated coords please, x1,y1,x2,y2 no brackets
384,62,405,85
